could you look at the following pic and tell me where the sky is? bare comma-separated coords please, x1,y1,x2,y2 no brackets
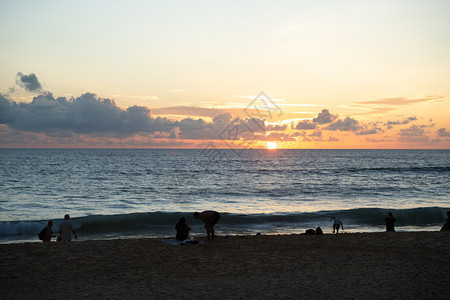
0,0,449,149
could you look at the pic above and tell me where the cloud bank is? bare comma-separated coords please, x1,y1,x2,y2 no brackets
1,73,448,148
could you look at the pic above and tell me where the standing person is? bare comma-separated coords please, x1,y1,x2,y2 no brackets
330,216,344,234
59,214,77,241
193,211,220,240
441,211,450,231
175,217,192,241
385,212,396,232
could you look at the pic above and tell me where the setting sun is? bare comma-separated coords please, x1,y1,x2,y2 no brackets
266,142,277,150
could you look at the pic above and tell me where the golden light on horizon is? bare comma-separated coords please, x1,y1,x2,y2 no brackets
266,142,277,150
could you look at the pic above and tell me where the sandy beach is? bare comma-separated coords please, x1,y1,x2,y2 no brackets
1,231,449,299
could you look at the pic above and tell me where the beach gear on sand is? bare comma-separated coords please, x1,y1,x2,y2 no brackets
163,238,200,245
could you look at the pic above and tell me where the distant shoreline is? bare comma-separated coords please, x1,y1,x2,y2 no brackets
2,231,449,298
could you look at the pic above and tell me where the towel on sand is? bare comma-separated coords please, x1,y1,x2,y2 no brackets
163,238,201,245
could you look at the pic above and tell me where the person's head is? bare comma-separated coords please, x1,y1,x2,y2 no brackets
178,217,186,224
193,212,200,219
447,211,450,217
388,212,393,217
48,220,53,227
64,214,70,220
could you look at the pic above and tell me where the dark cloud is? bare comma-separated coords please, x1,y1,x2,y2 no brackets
385,116,417,126
324,116,361,131
0,92,277,143
356,128,382,135
437,128,450,137
309,130,322,137
16,72,42,92
0,92,176,136
295,120,316,130
399,125,425,136
313,109,337,124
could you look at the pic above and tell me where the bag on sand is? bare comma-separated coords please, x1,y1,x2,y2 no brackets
38,226,47,240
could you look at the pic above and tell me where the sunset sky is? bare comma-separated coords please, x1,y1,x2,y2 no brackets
1,0,449,149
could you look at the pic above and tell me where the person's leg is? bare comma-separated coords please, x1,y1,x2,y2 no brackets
336,224,340,234
205,224,211,240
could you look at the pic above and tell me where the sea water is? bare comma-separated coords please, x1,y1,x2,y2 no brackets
0,149,449,243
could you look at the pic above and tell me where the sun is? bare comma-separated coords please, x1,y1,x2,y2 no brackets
266,142,277,150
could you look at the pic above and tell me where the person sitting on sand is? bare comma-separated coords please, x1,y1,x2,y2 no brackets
193,210,220,240
441,211,450,231
59,214,77,241
43,220,55,242
385,212,396,232
175,217,192,241
330,216,343,234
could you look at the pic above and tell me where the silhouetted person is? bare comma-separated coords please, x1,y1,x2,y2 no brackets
305,229,315,234
59,214,77,241
315,226,323,235
43,220,55,242
330,216,343,234
194,210,220,240
385,212,396,232
441,211,450,231
175,217,191,241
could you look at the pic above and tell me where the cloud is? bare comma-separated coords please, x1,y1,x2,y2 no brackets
309,130,322,137
313,109,337,124
0,92,176,136
152,106,226,118
354,95,444,106
295,120,316,130
437,128,450,137
265,132,295,141
385,117,417,126
324,116,361,131
0,91,274,144
266,124,288,131
16,72,42,92
356,128,381,135
399,125,425,137
350,95,446,116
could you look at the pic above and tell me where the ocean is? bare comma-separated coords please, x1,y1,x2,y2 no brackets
0,149,449,243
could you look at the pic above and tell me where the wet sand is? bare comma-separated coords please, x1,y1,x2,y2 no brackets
1,231,449,299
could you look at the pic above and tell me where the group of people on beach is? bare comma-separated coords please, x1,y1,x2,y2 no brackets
41,210,450,242
177,210,450,240
175,210,221,241
39,214,77,242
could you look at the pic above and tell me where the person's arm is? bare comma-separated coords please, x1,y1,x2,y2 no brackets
341,222,344,230
72,229,77,239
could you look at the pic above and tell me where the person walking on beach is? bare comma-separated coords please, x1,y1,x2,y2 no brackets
194,210,220,240
59,214,77,241
175,217,192,241
330,216,343,234
385,212,396,232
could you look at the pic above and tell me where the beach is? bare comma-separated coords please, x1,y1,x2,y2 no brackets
1,231,449,299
